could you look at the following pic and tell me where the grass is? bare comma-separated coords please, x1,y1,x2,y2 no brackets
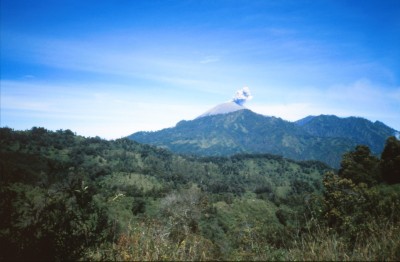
287,221,400,261
84,217,400,261
84,220,216,261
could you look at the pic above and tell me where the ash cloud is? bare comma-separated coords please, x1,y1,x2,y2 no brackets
232,86,252,106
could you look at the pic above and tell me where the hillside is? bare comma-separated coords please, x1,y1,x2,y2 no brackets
0,127,330,260
296,114,397,154
0,127,330,205
130,110,397,167
1,127,399,261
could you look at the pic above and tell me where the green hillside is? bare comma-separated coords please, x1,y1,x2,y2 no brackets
296,114,397,154
1,127,399,261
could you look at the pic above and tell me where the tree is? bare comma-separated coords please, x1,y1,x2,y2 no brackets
322,171,382,239
131,197,146,215
338,145,381,186
381,136,400,184
160,185,207,243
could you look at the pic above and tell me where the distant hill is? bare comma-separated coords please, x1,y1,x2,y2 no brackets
129,110,398,168
296,115,397,154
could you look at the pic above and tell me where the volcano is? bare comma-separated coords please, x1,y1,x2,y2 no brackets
128,87,397,167
197,101,246,118
128,109,398,168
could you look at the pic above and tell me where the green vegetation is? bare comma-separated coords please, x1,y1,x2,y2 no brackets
129,110,397,167
296,114,396,154
1,127,399,261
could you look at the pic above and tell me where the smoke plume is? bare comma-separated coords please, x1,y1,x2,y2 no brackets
232,86,252,106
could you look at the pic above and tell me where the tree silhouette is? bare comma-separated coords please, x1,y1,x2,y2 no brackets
381,136,400,184
338,145,381,186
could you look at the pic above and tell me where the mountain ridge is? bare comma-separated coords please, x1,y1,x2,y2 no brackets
295,114,397,154
129,109,399,167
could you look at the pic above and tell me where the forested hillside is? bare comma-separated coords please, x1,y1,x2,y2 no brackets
129,110,397,167
1,127,399,261
296,114,397,154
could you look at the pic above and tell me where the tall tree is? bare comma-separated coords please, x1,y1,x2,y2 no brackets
381,136,400,184
338,145,381,186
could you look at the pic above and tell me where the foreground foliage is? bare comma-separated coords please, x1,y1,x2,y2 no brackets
1,127,399,261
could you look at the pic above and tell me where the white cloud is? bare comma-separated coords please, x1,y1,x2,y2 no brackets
2,24,399,136
250,79,400,130
249,103,314,121
232,86,253,106
0,80,208,139
2,77,399,139
200,56,220,64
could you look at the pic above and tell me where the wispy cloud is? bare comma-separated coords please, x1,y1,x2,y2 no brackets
0,80,209,138
200,56,220,64
3,32,236,94
2,0,399,138
4,27,393,93
251,79,400,130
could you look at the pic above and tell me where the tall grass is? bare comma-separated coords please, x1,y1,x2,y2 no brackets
84,220,216,261
84,218,399,261
287,220,400,261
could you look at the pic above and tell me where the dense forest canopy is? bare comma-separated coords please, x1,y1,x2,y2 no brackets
1,127,399,261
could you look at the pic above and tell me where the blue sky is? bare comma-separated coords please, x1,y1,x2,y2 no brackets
1,0,399,139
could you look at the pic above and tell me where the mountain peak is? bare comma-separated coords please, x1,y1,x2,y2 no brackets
197,101,247,118
295,115,316,126
197,87,253,118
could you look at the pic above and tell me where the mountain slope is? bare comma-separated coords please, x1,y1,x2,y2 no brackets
129,110,361,167
296,115,397,154
197,101,246,118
